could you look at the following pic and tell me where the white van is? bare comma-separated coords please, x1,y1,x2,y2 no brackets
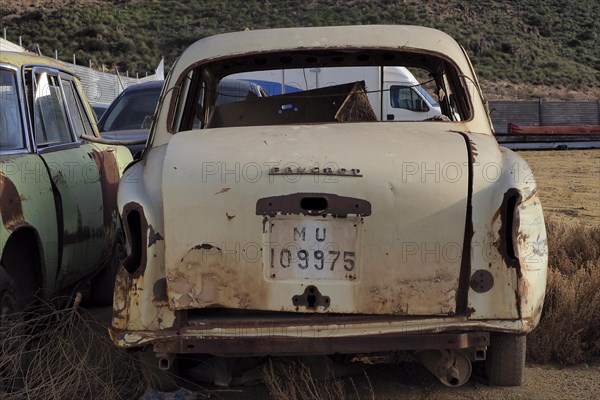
230,66,442,121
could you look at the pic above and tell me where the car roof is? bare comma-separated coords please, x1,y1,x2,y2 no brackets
121,79,164,93
171,25,468,79
0,50,73,72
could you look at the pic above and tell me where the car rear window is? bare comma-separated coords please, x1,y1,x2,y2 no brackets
102,88,160,131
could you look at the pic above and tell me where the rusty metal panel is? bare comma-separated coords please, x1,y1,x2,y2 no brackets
0,154,60,292
161,124,469,315
111,312,524,350
1,52,133,301
513,192,547,325
39,146,107,288
256,193,371,217
465,133,548,330
153,332,490,356
112,147,177,333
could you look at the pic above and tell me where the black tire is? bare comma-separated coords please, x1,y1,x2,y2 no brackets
0,267,20,325
91,232,124,306
485,333,526,386
137,349,179,392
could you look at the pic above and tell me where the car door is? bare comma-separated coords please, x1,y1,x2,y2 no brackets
1,64,61,301
27,67,106,289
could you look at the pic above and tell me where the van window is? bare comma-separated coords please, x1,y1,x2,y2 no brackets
390,86,429,112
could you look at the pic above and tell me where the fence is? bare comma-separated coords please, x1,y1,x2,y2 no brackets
1,36,161,104
66,63,159,104
489,100,600,133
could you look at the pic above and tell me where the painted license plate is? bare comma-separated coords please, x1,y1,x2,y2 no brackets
268,218,358,280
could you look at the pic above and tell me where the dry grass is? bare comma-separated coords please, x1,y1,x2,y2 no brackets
263,359,374,400
0,294,148,399
527,218,600,365
1,216,597,399
263,360,345,400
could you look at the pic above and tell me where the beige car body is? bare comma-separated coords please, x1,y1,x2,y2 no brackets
110,25,547,385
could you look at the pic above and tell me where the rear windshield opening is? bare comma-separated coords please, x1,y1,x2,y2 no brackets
174,50,471,132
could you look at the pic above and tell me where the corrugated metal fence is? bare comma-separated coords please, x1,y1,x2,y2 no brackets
489,100,600,133
1,37,160,104
65,63,160,104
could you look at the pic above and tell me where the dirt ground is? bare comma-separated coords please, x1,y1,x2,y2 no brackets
519,149,600,226
170,358,600,400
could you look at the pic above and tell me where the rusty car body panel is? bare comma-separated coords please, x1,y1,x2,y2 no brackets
0,51,132,308
110,26,547,383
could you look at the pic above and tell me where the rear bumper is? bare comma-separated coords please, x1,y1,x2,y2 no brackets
110,314,529,356
150,332,489,356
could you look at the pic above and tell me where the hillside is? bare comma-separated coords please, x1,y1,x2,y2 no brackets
2,0,599,99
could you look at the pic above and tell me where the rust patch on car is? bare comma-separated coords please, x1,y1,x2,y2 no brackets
226,212,235,220
368,278,457,316
215,188,230,195
468,138,479,163
63,206,104,244
153,278,168,301
88,149,119,229
0,173,25,231
148,224,164,247
193,243,220,251
112,266,131,330
167,244,252,310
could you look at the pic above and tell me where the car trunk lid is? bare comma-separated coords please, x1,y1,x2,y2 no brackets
162,122,470,316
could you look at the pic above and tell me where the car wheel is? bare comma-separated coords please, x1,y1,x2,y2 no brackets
0,267,20,325
91,232,124,306
485,333,526,386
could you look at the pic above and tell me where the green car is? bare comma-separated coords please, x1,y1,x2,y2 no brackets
0,51,132,315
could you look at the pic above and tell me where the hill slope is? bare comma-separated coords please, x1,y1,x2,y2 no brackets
2,0,599,99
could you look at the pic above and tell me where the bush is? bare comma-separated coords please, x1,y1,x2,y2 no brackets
0,295,148,399
527,218,600,365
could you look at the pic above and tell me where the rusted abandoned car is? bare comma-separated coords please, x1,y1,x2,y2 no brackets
0,51,133,313
110,25,547,387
